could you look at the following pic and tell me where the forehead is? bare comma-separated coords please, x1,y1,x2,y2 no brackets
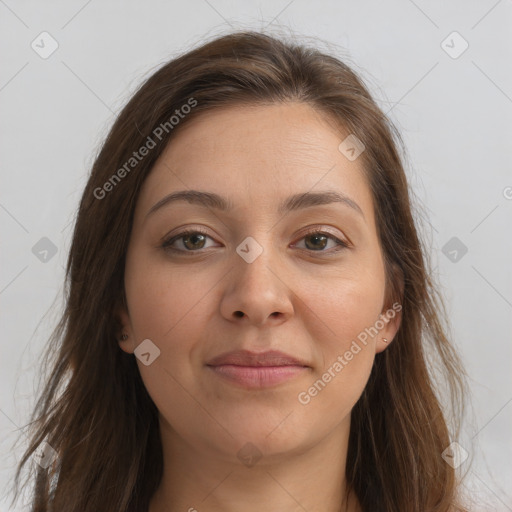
135,102,375,223
159,101,349,167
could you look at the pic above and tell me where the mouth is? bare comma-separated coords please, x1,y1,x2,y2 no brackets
205,350,311,389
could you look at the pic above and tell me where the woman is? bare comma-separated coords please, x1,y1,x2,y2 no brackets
12,30,468,511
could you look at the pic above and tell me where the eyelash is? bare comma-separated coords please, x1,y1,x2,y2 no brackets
161,227,349,256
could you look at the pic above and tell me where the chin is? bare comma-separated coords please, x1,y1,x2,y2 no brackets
217,416,311,460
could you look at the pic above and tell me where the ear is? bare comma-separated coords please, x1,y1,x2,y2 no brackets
114,293,136,354
375,262,404,354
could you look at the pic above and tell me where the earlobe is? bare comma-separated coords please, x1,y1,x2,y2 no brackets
375,302,402,354
375,262,404,353
376,333,394,354
118,332,135,354
114,295,135,354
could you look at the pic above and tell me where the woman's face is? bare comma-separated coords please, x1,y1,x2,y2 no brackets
118,102,401,463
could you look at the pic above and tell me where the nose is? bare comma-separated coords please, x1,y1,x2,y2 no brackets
219,241,294,327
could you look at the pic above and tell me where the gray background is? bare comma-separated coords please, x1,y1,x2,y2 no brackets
1,0,511,510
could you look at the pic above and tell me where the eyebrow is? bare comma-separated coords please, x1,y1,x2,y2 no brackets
145,189,365,220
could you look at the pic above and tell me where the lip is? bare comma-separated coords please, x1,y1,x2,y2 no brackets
206,349,309,367
206,349,311,389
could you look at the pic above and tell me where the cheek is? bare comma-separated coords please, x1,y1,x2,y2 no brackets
298,267,384,405
124,254,220,410
124,261,219,433
307,265,386,349
292,287,380,435
125,256,210,342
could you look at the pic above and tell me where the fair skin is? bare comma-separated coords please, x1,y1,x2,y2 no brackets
117,102,401,512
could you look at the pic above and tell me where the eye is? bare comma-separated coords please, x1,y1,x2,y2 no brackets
161,228,218,253
293,230,349,254
161,228,349,255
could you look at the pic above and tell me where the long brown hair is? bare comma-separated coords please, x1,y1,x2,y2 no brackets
11,29,468,511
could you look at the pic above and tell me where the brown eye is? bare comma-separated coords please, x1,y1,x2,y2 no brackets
295,231,348,253
162,229,216,253
304,233,329,250
181,233,207,250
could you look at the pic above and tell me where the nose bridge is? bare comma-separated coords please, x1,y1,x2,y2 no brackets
234,232,280,293
220,232,292,324
235,237,276,286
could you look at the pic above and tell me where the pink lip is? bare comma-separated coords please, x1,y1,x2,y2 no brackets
206,350,310,389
